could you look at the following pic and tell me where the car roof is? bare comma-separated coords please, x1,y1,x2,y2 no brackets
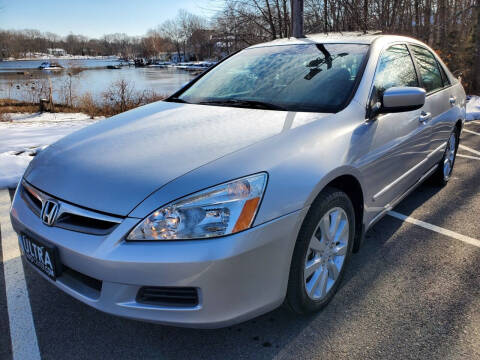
248,32,423,48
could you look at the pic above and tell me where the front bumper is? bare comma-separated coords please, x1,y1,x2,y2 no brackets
10,189,306,328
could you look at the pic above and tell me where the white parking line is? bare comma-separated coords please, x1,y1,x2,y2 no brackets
0,190,41,360
388,210,480,248
457,154,480,160
459,144,480,156
463,129,480,136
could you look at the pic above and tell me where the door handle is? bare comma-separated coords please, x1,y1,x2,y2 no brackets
419,111,432,123
449,96,457,106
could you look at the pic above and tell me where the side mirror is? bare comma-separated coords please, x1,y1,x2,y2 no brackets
380,87,426,114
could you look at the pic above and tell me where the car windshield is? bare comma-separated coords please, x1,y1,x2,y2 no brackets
175,43,369,112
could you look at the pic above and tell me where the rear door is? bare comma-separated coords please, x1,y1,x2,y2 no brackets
409,45,454,166
360,43,430,210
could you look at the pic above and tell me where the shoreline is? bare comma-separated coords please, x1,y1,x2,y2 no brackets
1,56,119,61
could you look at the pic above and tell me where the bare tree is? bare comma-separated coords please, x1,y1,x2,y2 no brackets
159,18,184,60
102,79,136,113
0,0,479,93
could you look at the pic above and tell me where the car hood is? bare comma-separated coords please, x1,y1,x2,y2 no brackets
25,101,289,216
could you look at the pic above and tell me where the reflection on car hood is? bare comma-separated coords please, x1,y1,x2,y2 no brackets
25,101,289,216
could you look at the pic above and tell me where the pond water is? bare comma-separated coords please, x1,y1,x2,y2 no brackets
0,59,197,103
0,58,122,71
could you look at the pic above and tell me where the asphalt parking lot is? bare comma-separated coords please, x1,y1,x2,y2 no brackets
1,121,480,360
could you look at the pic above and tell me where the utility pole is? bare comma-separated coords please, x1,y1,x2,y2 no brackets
291,0,304,38
475,0,480,93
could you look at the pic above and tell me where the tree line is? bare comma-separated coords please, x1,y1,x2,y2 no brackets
0,9,220,61
1,0,479,92
216,0,479,92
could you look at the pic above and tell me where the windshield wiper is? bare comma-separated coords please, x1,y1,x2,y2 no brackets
199,99,286,110
167,97,190,104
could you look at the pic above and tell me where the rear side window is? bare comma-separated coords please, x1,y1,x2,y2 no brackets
371,44,418,106
411,45,444,93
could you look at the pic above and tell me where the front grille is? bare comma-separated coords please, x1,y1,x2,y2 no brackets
136,287,199,307
20,180,123,236
55,212,119,236
21,183,42,216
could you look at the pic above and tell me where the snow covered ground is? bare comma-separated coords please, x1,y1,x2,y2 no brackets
466,95,480,121
0,112,102,188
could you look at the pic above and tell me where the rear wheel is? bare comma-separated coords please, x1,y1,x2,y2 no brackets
286,187,355,314
431,128,459,186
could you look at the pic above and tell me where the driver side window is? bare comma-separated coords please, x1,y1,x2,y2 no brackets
370,44,419,107
410,45,444,93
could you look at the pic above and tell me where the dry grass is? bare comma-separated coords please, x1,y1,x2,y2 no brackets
77,92,98,119
0,79,167,118
0,98,80,113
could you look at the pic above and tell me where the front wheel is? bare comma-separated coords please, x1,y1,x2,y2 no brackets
286,187,355,314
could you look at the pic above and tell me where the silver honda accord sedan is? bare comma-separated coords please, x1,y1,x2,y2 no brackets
10,34,466,328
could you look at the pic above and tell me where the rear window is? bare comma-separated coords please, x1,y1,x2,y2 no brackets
176,43,370,112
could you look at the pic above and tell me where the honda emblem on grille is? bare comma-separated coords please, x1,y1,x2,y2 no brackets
41,200,59,226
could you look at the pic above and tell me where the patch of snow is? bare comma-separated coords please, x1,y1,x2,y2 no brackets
0,151,34,190
466,95,480,121
0,112,102,188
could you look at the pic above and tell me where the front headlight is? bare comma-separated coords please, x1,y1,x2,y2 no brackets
127,173,267,240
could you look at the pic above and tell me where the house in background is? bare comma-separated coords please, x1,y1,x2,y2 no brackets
47,48,67,56
170,53,187,63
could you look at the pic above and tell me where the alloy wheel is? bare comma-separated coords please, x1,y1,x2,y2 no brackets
304,207,349,300
443,133,456,180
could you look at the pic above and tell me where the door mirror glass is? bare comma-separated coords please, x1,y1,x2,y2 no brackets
380,86,426,113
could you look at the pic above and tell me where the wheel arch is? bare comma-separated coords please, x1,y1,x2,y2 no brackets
306,169,366,253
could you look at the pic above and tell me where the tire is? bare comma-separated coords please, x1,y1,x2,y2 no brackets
286,186,355,314
431,127,459,186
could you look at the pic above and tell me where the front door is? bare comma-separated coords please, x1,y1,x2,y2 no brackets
358,44,430,218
